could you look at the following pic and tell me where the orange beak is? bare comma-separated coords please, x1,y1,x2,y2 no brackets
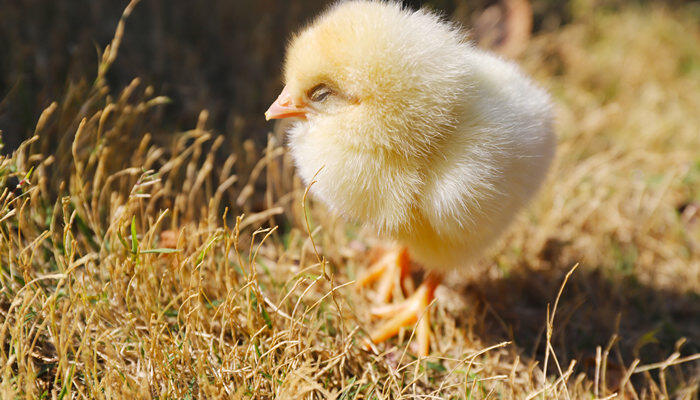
265,85,309,120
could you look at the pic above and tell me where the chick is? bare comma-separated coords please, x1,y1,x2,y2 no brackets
266,1,555,355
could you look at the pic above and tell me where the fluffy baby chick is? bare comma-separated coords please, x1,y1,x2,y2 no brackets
266,0,555,355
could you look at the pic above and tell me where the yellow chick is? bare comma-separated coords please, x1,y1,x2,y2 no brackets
266,1,555,355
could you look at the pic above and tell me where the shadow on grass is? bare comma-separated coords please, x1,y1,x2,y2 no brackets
460,259,699,387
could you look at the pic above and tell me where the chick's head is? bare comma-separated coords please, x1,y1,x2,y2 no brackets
268,1,470,153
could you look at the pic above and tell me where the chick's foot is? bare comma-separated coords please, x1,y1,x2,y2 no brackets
369,273,441,357
357,246,411,303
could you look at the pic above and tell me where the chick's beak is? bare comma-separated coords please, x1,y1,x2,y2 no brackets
265,86,309,121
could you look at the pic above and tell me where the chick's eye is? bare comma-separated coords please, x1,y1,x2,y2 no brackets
308,84,333,102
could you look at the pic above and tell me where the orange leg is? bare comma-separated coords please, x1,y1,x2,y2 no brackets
357,247,411,302
369,273,441,356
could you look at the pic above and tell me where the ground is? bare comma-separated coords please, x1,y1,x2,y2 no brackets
0,1,698,399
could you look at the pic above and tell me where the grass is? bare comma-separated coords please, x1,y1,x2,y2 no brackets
1,0,699,398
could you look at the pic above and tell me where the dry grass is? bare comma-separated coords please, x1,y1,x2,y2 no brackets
1,1,699,399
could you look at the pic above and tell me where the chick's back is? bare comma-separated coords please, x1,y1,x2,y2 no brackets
409,49,555,270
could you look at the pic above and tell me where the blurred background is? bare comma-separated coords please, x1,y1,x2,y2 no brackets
0,0,653,153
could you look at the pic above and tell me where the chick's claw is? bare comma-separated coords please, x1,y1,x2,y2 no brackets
357,247,411,302
369,274,441,357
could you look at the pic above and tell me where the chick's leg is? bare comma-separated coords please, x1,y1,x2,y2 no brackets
369,273,441,356
357,247,411,302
